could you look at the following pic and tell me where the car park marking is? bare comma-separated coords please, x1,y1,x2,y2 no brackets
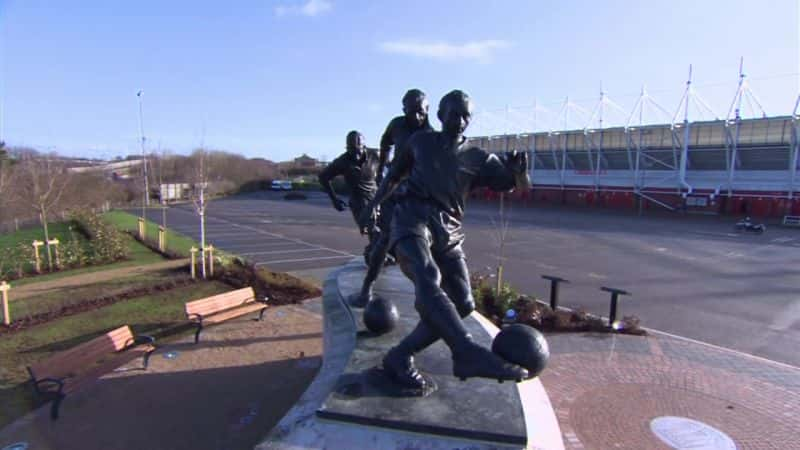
254,255,352,265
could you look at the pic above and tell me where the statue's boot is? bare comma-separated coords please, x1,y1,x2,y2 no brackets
421,295,528,382
349,290,372,308
382,322,438,389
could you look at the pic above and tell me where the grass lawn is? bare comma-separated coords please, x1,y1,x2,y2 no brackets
103,210,199,257
7,232,167,288
9,268,188,319
0,221,79,252
0,279,231,428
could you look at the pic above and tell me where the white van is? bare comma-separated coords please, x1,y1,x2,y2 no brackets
271,180,293,191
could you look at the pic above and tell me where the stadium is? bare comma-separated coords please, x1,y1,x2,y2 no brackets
469,68,800,220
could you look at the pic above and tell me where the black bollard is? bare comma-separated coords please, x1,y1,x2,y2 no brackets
601,286,630,327
542,275,569,310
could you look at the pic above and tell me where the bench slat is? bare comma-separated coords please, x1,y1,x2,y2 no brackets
185,287,256,317
203,303,266,325
29,326,134,381
61,344,152,394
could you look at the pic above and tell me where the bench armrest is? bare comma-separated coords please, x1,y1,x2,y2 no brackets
32,377,66,395
134,334,156,346
187,313,204,323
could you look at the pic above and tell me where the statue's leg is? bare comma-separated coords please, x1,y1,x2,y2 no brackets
385,237,528,385
435,248,475,318
348,197,374,265
350,232,390,307
382,249,474,377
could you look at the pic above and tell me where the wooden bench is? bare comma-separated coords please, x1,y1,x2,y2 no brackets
26,325,156,420
185,287,268,343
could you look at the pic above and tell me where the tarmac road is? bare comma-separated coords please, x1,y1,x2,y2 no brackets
141,190,800,367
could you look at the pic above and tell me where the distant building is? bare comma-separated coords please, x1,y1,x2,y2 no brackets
67,158,143,179
293,153,323,169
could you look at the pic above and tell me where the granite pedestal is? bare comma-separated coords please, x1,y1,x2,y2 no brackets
256,259,563,450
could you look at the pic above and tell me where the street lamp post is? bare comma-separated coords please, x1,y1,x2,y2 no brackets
137,90,150,214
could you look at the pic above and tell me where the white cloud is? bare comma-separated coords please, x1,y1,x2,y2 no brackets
275,0,332,17
378,39,511,63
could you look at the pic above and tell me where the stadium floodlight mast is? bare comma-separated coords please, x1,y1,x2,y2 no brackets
137,90,150,211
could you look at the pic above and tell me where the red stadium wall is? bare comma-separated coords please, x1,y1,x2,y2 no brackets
470,186,800,219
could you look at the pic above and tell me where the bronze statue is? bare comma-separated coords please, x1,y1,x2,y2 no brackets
350,89,433,308
319,131,381,262
360,90,531,389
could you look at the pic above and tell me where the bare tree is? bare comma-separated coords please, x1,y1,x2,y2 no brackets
189,148,210,278
489,192,512,295
0,141,10,199
15,154,71,268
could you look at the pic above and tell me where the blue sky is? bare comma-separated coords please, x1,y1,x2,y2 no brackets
0,0,797,161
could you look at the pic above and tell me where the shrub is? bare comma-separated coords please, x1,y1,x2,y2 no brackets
60,229,88,269
70,209,129,264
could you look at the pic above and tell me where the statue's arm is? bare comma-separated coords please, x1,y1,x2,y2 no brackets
318,157,346,209
374,141,412,206
358,142,413,230
377,120,395,184
477,150,531,192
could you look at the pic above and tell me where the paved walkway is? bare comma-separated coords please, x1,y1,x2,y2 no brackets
0,299,323,450
13,259,190,300
540,331,800,450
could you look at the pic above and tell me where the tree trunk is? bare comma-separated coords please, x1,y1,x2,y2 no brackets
200,210,207,279
200,187,207,279
41,209,53,270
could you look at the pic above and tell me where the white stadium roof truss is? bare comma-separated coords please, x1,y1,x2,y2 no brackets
469,60,800,200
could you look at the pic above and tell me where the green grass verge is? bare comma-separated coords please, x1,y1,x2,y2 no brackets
9,268,188,319
103,210,198,257
0,222,80,251
8,233,166,287
0,279,231,428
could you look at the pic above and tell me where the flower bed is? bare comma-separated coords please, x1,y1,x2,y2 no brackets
471,271,646,335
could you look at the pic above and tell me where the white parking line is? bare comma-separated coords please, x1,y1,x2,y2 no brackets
209,216,354,258
239,248,325,256
195,233,262,239
255,255,351,265
211,238,291,246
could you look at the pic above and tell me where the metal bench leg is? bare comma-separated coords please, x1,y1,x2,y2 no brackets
258,307,267,321
194,322,203,344
142,348,155,370
50,392,65,420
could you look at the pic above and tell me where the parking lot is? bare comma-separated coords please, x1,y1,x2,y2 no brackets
143,191,800,367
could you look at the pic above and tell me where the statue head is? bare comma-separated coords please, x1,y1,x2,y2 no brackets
437,90,472,139
402,89,430,129
346,130,365,154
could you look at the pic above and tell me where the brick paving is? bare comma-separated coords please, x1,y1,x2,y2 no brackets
540,332,800,450
0,300,324,450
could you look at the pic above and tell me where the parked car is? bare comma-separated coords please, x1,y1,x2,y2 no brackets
271,180,294,191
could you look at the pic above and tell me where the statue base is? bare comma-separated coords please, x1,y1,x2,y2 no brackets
320,260,529,447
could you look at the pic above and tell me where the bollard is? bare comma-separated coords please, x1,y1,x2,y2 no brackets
47,239,60,269
138,217,145,240
542,275,569,310
158,226,165,252
600,286,631,328
206,245,215,277
0,281,9,326
190,247,197,279
32,240,44,273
